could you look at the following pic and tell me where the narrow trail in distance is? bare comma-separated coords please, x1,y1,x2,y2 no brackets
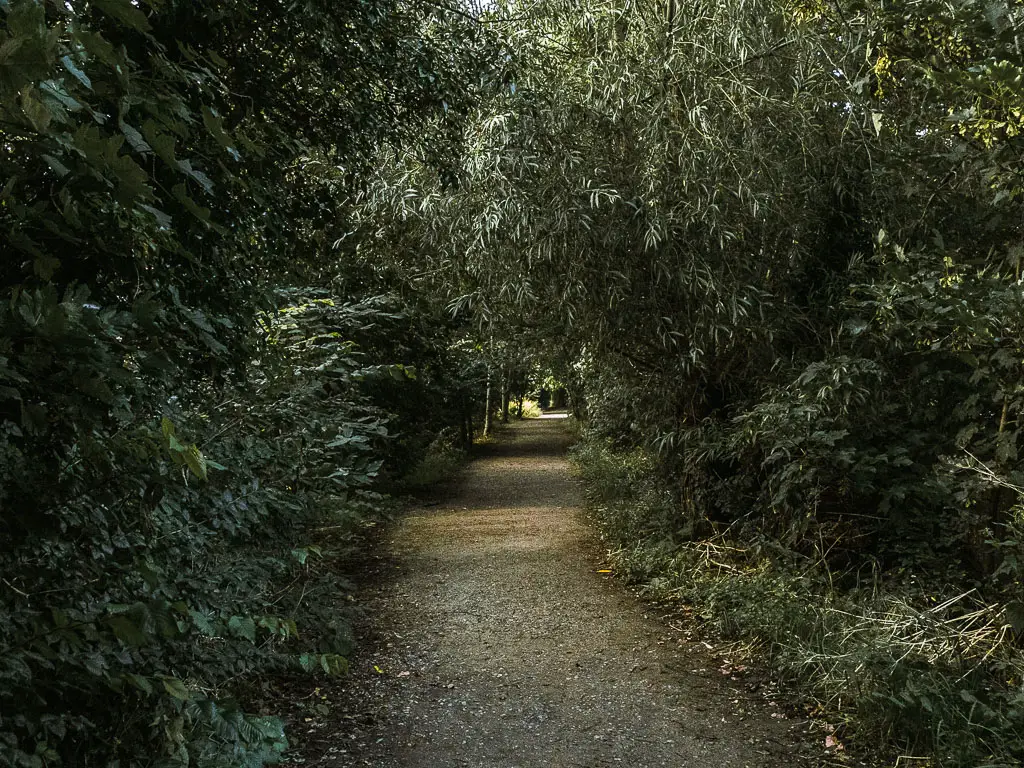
304,415,811,767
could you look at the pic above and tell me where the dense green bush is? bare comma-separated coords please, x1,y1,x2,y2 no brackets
0,281,483,765
0,0,496,764
575,438,1024,766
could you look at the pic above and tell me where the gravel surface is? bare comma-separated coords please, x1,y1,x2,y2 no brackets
295,415,812,767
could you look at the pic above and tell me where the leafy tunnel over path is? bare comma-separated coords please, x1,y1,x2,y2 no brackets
4,0,1024,764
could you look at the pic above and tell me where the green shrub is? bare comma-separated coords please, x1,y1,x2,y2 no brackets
400,432,467,490
0,0,492,762
574,433,1024,767
519,398,543,419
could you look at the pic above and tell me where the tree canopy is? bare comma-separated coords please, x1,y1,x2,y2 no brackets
363,0,1024,762
3,0,1024,764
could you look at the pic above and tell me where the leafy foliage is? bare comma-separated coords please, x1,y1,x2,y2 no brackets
6,0,1024,762
0,0,498,764
577,437,1024,766
361,0,1024,762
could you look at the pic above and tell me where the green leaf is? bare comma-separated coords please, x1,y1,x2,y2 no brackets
227,615,256,643
161,677,191,701
75,30,118,68
107,615,148,647
20,87,52,132
183,444,208,480
41,154,71,178
61,56,92,90
201,105,233,149
142,120,177,167
40,81,82,113
110,153,150,205
871,112,883,135
319,654,348,675
125,673,154,694
207,50,229,70
1006,602,1024,635
92,0,153,33
0,38,26,65
178,159,214,194
161,417,176,440
139,204,172,228
172,183,212,223
120,122,152,154
33,254,61,280
6,1,45,38
189,610,218,637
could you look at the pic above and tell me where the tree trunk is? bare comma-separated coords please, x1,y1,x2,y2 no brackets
483,365,493,436
500,364,510,423
461,396,472,448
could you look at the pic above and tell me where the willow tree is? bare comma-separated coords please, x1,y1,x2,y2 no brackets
363,0,868,486
363,0,1024,580
363,3,1024,759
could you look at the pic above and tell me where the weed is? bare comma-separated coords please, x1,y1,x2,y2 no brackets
572,435,1024,767
519,399,543,419
400,434,467,490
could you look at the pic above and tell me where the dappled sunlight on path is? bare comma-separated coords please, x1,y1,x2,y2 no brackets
538,410,569,420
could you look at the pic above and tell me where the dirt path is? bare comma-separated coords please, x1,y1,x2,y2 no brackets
304,416,808,767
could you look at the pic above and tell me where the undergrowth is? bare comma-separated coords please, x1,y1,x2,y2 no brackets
572,436,1024,768
0,290,479,766
398,432,468,491
519,399,543,419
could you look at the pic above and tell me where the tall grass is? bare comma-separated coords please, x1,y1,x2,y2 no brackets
572,437,1024,767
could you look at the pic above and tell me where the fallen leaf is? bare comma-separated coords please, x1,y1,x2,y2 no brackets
825,734,845,751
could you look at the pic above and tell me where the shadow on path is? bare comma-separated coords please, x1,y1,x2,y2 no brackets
302,418,809,768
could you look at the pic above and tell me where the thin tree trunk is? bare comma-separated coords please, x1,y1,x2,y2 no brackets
500,364,510,423
483,365,493,436
462,396,472,448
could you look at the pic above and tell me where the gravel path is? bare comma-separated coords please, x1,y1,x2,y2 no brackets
303,415,808,767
